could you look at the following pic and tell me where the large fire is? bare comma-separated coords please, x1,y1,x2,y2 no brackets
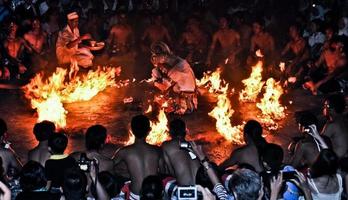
239,61,264,102
22,66,122,128
256,78,286,130
125,109,170,146
197,68,244,144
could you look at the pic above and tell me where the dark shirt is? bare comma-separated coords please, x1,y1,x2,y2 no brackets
15,191,61,200
45,155,78,188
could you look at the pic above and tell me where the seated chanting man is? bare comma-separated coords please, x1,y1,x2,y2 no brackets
56,12,93,71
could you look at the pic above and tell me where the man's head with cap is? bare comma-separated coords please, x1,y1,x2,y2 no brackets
67,11,79,29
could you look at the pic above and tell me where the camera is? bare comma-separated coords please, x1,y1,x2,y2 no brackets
178,186,197,200
180,141,192,149
77,153,93,172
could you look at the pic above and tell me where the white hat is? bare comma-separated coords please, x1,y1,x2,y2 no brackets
67,12,79,20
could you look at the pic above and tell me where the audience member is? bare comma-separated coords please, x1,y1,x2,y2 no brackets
321,94,348,159
16,161,60,200
0,118,22,175
113,115,163,196
161,119,200,185
71,125,114,172
28,121,55,166
45,132,77,189
220,120,267,172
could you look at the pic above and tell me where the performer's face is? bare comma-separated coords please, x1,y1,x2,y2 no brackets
68,18,79,29
151,54,166,67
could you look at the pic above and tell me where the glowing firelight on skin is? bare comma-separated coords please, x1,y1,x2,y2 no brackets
256,78,286,130
23,66,122,128
197,68,244,144
126,109,170,146
239,61,265,102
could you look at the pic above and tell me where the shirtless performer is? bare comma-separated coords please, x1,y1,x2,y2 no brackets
0,119,22,175
162,119,200,185
248,20,275,67
141,14,172,52
28,121,55,166
3,21,30,79
304,37,347,94
179,19,208,64
106,12,135,59
150,42,197,114
281,25,309,79
113,115,163,199
206,17,241,67
24,18,48,68
56,12,93,70
321,94,348,159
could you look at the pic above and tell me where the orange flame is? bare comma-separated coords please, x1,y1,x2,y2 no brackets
239,61,264,102
256,78,286,130
197,68,244,144
23,66,122,128
125,109,170,146
146,109,170,145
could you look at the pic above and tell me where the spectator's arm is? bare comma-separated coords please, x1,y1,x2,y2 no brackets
190,142,219,185
308,125,328,149
270,172,283,200
291,171,313,200
90,160,109,200
0,181,10,200
290,141,305,168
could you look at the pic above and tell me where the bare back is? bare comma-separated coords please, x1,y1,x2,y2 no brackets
114,141,161,194
220,145,263,172
28,145,51,166
162,139,200,185
322,117,348,158
0,148,22,174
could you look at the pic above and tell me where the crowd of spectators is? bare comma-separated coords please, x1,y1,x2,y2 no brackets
0,0,348,200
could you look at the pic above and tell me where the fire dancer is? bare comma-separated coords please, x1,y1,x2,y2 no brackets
56,12,94,68
150,42,197,114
